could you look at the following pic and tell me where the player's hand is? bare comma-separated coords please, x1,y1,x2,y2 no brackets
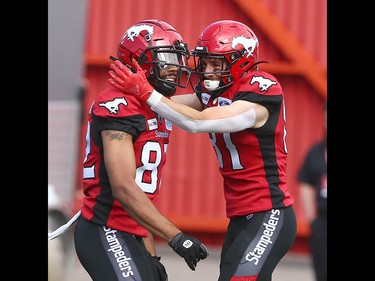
151,256,168,281
168,232,209,271
108,59,154,102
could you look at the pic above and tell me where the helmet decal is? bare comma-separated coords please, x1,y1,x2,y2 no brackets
126,24,154,41
231,36,258,58
191,20,261,95
116,20,191,97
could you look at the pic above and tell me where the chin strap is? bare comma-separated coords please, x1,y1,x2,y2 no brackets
248,60,269,71
148,78,176,97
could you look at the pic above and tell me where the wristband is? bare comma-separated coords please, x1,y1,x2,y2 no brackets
147,90,163,108
168,232,183,247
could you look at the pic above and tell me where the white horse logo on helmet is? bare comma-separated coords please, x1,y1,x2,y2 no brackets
126,24,154,41
232,36,258,58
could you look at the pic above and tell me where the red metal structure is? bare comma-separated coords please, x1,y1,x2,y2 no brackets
74,0,327,252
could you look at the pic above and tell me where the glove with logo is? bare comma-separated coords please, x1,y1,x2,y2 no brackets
108,59,154,102
168,232,209,271
151,256,168,281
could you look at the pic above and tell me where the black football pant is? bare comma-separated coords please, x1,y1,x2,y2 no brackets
74,217,161,281
218,206,297,281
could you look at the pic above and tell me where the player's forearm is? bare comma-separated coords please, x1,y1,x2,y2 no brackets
123,203,180,243
148,90,203,120
147,90,256,133
171,93,202,110
114,184,180,242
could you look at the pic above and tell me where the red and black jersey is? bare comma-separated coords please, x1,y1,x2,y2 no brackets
80,86,172,237
197,71,294,218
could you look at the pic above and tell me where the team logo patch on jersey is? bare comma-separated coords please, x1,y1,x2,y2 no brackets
201,93,211,105
165,119,173,131
250,75,277,92
126,24,154,41
217,97,232,106
147,118,158,130
98,97,127,114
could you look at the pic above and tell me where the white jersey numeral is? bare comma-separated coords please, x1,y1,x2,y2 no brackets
209,99,288,170
83,122,162,194
135,142,161,193
210,132,243,170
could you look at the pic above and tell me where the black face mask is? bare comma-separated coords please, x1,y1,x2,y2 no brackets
149,78,176,97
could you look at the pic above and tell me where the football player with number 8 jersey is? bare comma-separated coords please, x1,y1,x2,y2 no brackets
74,19,208,281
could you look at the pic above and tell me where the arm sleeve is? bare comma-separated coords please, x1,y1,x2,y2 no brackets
147,90,256,133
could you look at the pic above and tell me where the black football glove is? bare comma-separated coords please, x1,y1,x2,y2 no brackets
168,232,209,271
151,256,168,281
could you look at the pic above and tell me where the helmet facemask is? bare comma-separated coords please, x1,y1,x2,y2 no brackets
191,47,235,95
144,41,191,97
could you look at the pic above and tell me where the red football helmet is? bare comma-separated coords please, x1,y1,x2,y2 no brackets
117,19,191,96
191,20,262,93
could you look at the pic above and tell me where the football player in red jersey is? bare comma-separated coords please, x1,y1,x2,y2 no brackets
74,19,208,281
109,20,297,281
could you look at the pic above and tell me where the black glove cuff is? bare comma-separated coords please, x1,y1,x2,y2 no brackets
168,232,184,248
